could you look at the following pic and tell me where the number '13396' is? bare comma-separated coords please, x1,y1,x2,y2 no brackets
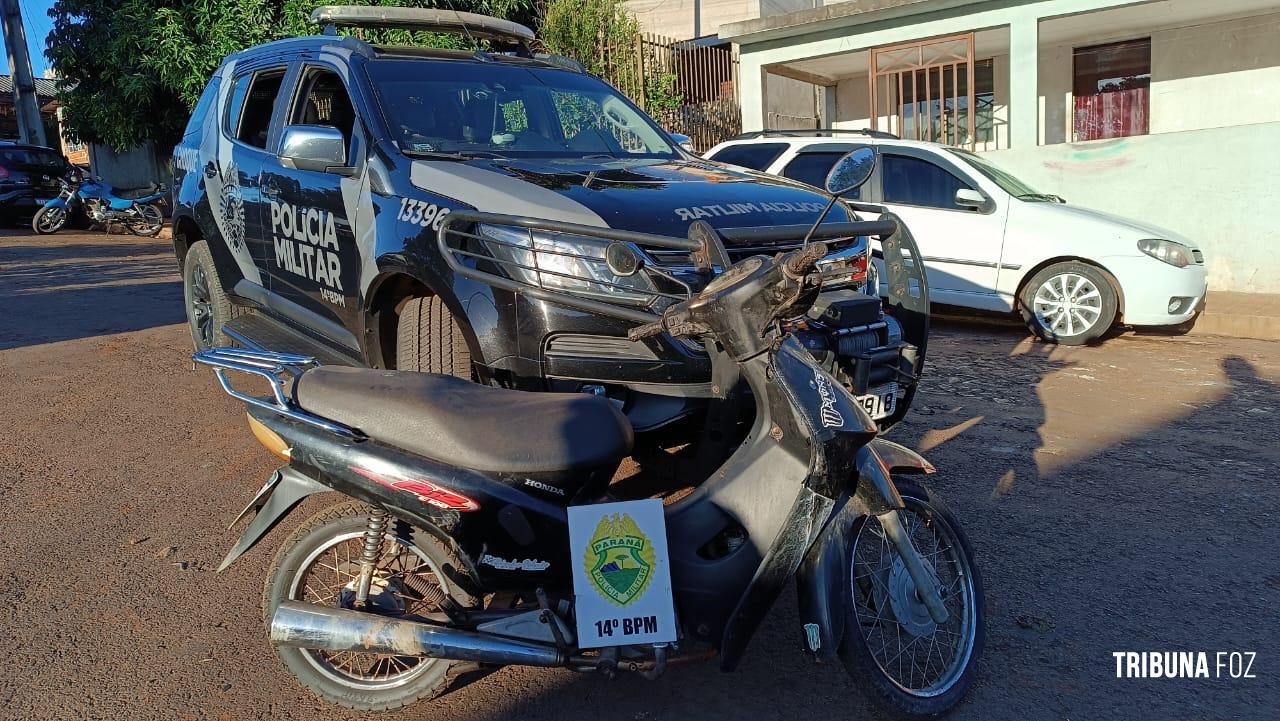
397,197,451,230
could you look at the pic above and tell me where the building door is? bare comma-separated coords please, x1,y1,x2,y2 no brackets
869,34,991,149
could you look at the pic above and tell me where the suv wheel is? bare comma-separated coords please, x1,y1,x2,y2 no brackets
1018,261,1117,345
395,296,471,377
183,241,236,350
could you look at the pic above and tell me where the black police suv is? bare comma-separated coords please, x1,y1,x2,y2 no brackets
171,15,920,431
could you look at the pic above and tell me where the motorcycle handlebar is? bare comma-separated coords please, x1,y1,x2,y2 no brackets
784,241,829,276
628,242,832,343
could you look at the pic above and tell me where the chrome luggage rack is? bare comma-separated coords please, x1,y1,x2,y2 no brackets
192,347,360,437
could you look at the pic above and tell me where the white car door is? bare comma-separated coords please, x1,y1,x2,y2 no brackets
876,147,1009,311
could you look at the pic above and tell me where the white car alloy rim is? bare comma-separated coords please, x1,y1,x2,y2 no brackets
1032,272,1102,337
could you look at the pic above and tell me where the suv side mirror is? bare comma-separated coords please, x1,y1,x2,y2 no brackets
670,133,695,153
955,188,992,212
280,125,349,174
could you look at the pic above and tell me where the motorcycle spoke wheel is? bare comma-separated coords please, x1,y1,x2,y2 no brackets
289,531,450,689
850,499,978,698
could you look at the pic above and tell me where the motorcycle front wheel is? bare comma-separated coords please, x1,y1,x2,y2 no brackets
263,502,479,711
127,203,164,236
840,481,985,718
32,205,67,234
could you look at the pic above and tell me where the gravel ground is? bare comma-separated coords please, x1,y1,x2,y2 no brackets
2,229,1277,721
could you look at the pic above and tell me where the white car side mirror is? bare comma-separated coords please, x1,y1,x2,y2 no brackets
955,188,992,212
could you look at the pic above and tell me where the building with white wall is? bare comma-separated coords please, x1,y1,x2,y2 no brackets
717,0,1280,295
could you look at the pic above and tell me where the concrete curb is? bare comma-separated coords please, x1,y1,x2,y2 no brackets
1188,291,1280,342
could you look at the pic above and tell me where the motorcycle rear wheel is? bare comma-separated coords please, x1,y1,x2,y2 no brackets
127,203,164,236
839,481,984,719
263,502,479,711
32,206,67,234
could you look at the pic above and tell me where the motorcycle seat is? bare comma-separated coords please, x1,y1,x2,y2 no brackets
113,183,161,200
294,365,633,474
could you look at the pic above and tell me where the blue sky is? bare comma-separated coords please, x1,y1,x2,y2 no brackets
2,0,57,77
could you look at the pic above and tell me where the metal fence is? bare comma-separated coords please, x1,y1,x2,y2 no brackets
598,34,742,153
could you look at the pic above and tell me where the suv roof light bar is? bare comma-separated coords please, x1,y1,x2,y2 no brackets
733,128,900,140
309,6,536,46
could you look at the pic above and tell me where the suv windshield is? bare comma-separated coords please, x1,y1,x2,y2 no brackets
366,60,677,159
0,147,65,172
945,147,1053,200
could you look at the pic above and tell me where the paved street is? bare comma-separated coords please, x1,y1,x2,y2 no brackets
2,229,1278,721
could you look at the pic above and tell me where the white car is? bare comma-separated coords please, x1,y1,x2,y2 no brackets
704,131,1209,345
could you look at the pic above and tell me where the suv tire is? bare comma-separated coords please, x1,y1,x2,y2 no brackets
183,241,237,350
1018,261,1117,345
395,296,471,377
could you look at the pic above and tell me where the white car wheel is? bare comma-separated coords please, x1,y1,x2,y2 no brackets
1019,262,1118,345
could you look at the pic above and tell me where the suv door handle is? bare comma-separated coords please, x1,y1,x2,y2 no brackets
262,180,280,198
203,163,219,179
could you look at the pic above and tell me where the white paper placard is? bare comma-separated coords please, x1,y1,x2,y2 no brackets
567,499,677,649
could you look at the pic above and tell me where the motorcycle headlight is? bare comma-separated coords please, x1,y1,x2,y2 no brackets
1137,238,1192,268
476,223,659,306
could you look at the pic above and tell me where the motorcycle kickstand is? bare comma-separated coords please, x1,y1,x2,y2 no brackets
353,507,389,607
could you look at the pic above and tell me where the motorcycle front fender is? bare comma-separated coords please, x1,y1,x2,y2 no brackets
795,494,859,662
216,466,331,571
42,196,69,210
795,439,934,661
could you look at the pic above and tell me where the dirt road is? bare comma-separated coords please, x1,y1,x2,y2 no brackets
2,230,1277,720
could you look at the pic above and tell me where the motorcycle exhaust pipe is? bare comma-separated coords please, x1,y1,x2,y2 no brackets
270,600,565,667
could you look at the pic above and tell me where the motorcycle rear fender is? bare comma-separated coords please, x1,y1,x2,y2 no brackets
217,465,330,571
795,438,933,660
134,192,165,203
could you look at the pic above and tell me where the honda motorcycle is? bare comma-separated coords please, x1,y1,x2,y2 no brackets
194,149,984,718
32,172,165,236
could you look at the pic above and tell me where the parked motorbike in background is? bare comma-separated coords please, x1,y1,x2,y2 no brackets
192,150,984,718
33,170,165,236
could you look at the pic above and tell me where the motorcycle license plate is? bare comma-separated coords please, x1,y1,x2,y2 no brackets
567,499,677,648
856,383,898,420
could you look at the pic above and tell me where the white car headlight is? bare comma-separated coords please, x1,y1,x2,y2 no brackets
1137,238,1192,268
476,223,658,305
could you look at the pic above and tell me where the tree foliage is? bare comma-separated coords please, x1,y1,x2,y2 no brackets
47,0,533,151
540,0,680,114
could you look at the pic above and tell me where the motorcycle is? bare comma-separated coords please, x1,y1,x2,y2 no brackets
32,171,165,236
193,149,984,717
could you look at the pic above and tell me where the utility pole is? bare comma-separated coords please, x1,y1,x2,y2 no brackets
1,0,48,146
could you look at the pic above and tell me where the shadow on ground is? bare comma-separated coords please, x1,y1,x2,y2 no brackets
0,235,184,350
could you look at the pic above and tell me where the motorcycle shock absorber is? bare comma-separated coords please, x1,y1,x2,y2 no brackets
354,508,388,607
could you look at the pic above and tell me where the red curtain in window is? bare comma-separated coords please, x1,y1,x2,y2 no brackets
1074,87,1148,141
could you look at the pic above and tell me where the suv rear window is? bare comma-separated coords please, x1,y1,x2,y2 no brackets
706,142,787,171
226,69,286,149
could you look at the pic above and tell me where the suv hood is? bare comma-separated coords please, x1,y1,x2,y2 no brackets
409,156,846,239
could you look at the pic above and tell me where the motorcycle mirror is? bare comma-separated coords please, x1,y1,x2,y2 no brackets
605,242,644,277
824,148,876,197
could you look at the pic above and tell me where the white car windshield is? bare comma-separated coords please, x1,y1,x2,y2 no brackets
367,60,677,159
946,148,1060,201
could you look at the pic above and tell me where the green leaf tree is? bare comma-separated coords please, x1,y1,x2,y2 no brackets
540,0,681,113
46,0,533,152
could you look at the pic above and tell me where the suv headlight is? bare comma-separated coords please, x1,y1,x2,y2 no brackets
1137,238,1192,268
476,223,658,305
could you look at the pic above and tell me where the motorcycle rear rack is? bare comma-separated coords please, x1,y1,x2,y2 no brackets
192,347,360,437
